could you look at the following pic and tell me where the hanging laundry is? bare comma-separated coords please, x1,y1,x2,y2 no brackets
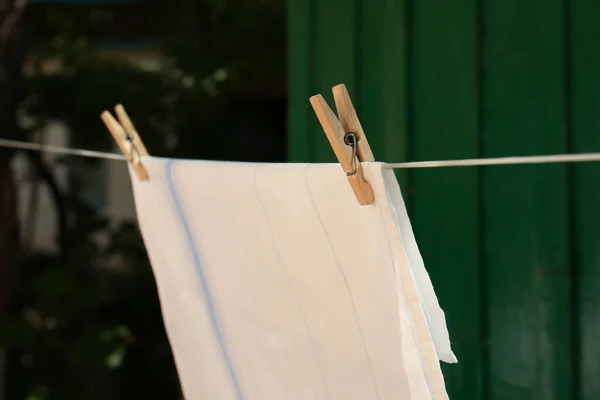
129,157,455,400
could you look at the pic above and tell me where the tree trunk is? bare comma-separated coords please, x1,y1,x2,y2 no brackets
0,0,26,398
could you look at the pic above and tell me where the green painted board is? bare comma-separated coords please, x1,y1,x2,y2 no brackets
358,0,409,189
286,0,313,162
570,1,600,399
409,1,482,399
313,0,357,162
287,0,319,163
287,0,600,398
483,1,571,399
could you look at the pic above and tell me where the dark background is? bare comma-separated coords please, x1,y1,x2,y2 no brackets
0,0,286,398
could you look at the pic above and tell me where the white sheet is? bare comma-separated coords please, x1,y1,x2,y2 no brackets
129,157,455,400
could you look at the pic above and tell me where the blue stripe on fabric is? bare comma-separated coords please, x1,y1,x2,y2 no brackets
165,159,246,400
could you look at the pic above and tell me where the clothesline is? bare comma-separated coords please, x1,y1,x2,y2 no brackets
3,137,600,169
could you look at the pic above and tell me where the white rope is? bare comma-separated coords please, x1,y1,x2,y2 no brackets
383,153,600,169
3,137,600,169
0,138,126,161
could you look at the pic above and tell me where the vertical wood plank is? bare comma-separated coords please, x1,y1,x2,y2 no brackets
483,1,571,399
313,0,357,162
570,1,600,399
287,0,314,162
359,0,410,188
409,1,482,399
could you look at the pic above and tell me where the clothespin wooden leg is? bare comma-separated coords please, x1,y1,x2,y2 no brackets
310,84,375,205
332,84,374,163
101,105,149,181
114,104,149,157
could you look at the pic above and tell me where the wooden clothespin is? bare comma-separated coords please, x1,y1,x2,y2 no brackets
100,104,149,181
310,84,375,205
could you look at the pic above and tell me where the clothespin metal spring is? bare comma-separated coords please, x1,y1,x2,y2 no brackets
344,132,358,176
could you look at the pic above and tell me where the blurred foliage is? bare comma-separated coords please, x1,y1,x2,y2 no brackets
1,0,285,398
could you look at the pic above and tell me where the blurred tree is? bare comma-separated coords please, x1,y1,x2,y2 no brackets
0,0,285,398
0,0,27,398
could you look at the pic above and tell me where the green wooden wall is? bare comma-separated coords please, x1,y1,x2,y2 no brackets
287,0,600,399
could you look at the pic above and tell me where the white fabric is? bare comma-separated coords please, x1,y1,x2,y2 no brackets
129,157,456,400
